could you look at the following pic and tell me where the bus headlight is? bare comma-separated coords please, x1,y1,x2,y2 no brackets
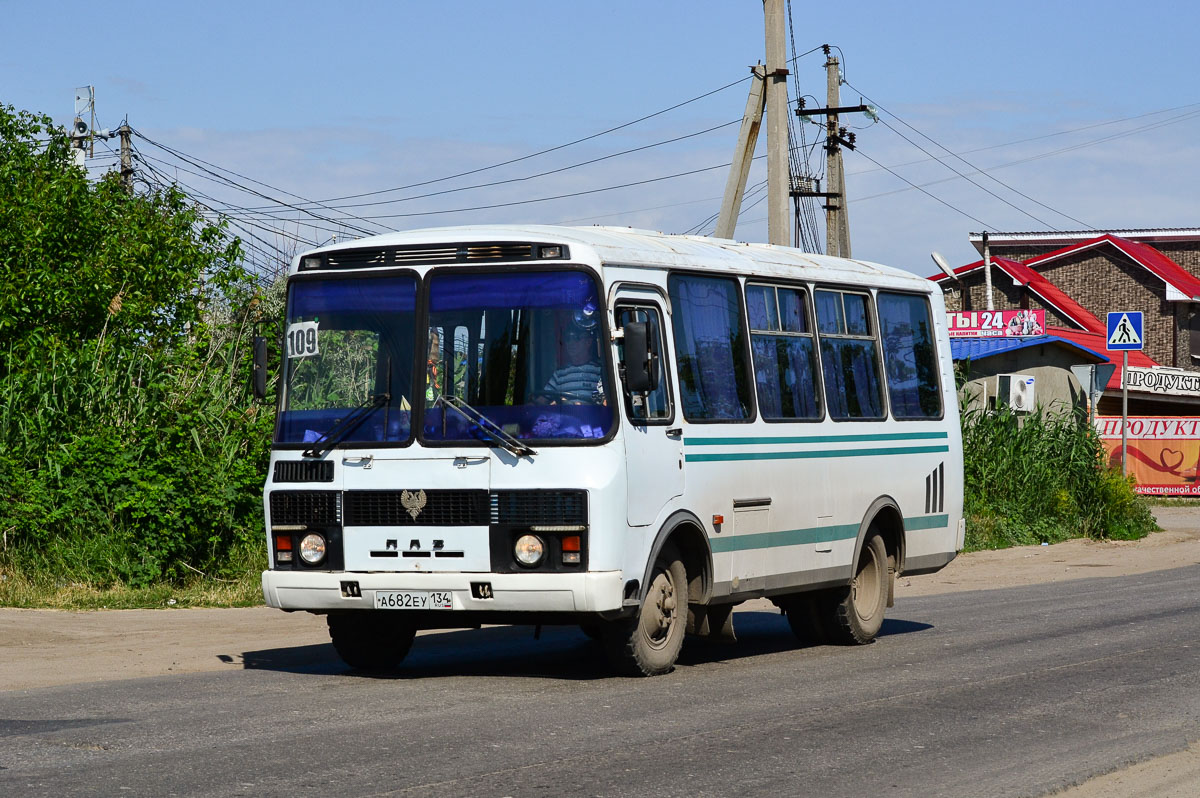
514,534,545,567
299,533,327,565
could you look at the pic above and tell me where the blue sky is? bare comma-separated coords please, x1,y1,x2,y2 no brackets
5,0,1198,277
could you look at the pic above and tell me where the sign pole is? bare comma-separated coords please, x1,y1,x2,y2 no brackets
1121,350,1128,477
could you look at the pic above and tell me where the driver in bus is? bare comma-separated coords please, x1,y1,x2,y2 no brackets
543,324,605,405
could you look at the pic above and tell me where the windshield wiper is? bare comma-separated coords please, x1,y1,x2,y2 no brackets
302,393,390,458
436,395,536,458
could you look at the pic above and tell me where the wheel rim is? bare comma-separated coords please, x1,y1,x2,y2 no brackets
639,568,679,651
851,543,883,624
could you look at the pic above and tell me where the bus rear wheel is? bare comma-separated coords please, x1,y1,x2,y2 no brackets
327,611,417,672
602,543,687,676
822,532,889,645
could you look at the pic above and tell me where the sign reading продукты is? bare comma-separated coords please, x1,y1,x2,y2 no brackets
1106,312,1143,351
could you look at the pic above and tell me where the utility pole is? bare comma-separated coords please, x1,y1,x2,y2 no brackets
794,48,873,259
118,123,134,193
715,66,766,240
763,0,790,246
824,52,850,257
982,230,995,311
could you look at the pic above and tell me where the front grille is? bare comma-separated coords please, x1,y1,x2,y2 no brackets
273,460,334,483
344,490,489,526
321,241,567,270
491,490,587,525
270,491,341,525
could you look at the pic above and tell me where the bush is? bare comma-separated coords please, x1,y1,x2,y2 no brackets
961,404,1156,549
0,102,280,589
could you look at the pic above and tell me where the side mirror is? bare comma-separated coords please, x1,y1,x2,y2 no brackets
623,322,659,392
252,335,268,400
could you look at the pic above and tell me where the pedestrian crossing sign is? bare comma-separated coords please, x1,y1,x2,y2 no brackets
1106,311,1143,351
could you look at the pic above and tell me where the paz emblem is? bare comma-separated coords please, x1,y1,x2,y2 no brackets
401,489,427,520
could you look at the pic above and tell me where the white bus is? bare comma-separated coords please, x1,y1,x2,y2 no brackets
255,225,964,676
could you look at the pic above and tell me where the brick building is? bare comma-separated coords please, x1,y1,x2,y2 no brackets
930,228,1200,416
949,229,1200,369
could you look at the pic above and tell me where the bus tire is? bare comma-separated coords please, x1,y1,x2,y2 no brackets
823,532,889,645
327,611,417,671
602,543,687,676
783,595,828,645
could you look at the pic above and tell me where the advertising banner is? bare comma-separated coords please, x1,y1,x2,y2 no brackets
1095,416,1200,495
946,309,1045,338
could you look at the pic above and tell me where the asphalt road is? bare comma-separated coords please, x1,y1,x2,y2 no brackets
2,565,1199,798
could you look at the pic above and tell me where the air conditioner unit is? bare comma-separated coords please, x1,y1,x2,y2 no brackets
997,373,1036,412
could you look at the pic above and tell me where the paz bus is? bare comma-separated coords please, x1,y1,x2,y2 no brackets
254,225,964,676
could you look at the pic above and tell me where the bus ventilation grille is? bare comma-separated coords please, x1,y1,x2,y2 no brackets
321,241,567,270
270,491,342,525
343,490,490,526
490,490,587,526
273,460,334,483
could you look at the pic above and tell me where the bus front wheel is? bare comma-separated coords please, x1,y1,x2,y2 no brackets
823,532,889,645
327,611,417,672
602,543,687,676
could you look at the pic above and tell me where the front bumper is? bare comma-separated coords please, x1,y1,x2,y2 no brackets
262,569,625,613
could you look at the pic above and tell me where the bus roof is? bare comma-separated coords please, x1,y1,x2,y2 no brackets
292,224,933,291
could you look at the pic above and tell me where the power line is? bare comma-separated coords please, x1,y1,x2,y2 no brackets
239,119,743,213
348,160,743,222
854,106,1200,204
844,79,1090,229
131,129,381,237
847,101,1200,179
851,145,996,229
288,75,755,207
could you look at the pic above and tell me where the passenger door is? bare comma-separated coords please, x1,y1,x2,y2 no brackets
614,290,684,526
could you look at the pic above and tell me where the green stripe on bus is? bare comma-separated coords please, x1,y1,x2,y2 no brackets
685,445,949,462
684,432,949,447
710,523,860,553
709,514,950,553
904,514,950,531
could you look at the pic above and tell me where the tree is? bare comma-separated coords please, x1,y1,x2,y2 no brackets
0,103,274,588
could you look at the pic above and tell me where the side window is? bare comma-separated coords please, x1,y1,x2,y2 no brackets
815,289,885,420
667,274,753,421
746,283,822,420
615,304,673,423
878,292,943,419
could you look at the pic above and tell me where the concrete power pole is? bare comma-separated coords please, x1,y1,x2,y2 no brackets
824,53,851,258
118,123,134,193
714,66,766,240
763,0,790,246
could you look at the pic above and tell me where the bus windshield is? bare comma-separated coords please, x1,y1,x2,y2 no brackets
277,275,418,446
423,270,614,444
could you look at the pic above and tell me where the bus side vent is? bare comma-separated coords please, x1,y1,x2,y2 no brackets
270,491,342,525
491,490,587,525
319,241,568,270
273,460,334,483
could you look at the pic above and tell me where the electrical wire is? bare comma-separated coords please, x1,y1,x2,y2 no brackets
854,106,1200,204
132,129,382,237
850,145,996,229
238,119,743,213
844,79,1090,229
281,75,755,207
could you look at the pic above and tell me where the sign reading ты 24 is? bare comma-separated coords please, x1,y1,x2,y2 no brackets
946,309,1045,338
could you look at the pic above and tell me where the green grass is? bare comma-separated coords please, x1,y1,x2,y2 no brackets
961,405,1157,551
0,546,266,609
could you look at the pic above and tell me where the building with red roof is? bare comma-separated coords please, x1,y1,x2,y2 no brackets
930,229,1200,416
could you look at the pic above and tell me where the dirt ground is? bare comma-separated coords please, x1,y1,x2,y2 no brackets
2,506,1198,795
